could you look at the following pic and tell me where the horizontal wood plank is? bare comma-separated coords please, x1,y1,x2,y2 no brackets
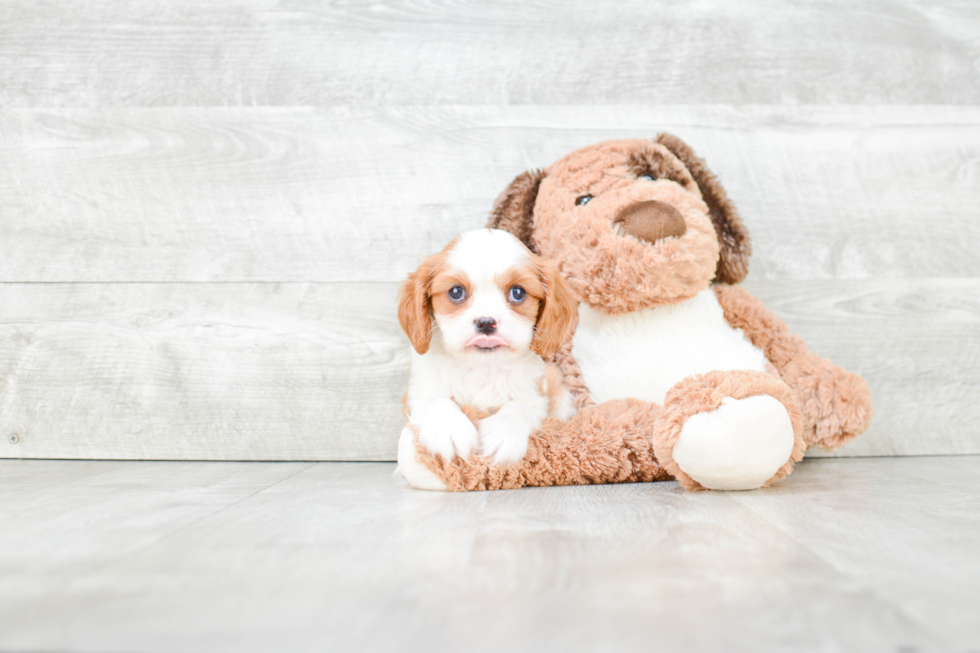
1,278,977,461
2,105,979,282
0,282,409,460
1,0,977,107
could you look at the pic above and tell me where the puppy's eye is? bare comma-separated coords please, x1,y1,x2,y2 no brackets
508,286,526,303
448,286,466,303
575,194,593,206
639,173,656,181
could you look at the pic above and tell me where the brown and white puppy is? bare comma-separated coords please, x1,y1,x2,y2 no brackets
396,228,576,490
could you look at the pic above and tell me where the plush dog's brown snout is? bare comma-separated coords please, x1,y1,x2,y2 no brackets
614,200,687,244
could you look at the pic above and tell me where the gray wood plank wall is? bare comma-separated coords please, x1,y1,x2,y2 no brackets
1,2,978,461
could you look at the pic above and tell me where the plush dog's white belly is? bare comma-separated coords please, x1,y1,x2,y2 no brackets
573,288,769,405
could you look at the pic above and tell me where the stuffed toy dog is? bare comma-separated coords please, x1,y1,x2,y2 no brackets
408,134,873,492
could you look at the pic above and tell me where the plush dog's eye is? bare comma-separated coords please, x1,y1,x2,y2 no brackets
639,173,656,181
508,286,526,303
575,194,593,206
448,286,466,303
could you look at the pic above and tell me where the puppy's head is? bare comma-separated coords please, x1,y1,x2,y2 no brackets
398,229,575,358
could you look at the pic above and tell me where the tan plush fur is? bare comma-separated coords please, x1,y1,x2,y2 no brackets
416,135,873,491
540,363,568,417
547,314,594,411
415,398,671,491
713,285,874,450
531,140,721,314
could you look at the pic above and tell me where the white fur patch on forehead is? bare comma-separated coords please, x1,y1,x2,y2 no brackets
446,229,531,281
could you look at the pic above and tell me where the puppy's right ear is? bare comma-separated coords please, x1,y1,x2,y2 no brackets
487,169,545,253
397,258,436,355
530,257,577,359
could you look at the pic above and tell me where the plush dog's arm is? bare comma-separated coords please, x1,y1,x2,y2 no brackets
547,312,596,411
714,285,873,450
417,398,671,491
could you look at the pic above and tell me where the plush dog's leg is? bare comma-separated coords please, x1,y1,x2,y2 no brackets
416,398,670,491
714,285,874,451
653,370,807,491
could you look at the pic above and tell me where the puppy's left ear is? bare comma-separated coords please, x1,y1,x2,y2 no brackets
655,133,751,285
531,258,577,359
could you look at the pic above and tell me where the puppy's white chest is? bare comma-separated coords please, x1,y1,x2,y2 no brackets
448,363,534,410
572,288,769,405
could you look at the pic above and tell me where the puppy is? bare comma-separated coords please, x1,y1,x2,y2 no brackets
395,228,577,490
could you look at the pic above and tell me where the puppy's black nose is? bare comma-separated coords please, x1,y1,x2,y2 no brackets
475,317,497,334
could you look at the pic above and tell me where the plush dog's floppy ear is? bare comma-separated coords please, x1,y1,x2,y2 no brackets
655,133,751,285
531,257,577,358
397,257,437,355
487,169,546,253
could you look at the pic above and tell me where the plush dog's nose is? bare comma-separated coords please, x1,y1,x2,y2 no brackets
614,200,687,244
475,317,497,334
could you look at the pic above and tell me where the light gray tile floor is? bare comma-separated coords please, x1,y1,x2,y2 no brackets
2,457,978,653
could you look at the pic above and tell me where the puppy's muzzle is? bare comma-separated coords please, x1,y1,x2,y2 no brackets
614,200,686,244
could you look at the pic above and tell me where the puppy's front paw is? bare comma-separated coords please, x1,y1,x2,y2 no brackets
478,413,531,466
396,427,448,491
418,399,479,460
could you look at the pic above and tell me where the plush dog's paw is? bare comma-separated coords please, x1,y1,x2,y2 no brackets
478,413,531,465
672,395,795,491
418,398,478,460
818,370,875,450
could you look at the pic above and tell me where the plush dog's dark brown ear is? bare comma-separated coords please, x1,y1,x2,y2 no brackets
487,169,545,253
655,133,751,285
